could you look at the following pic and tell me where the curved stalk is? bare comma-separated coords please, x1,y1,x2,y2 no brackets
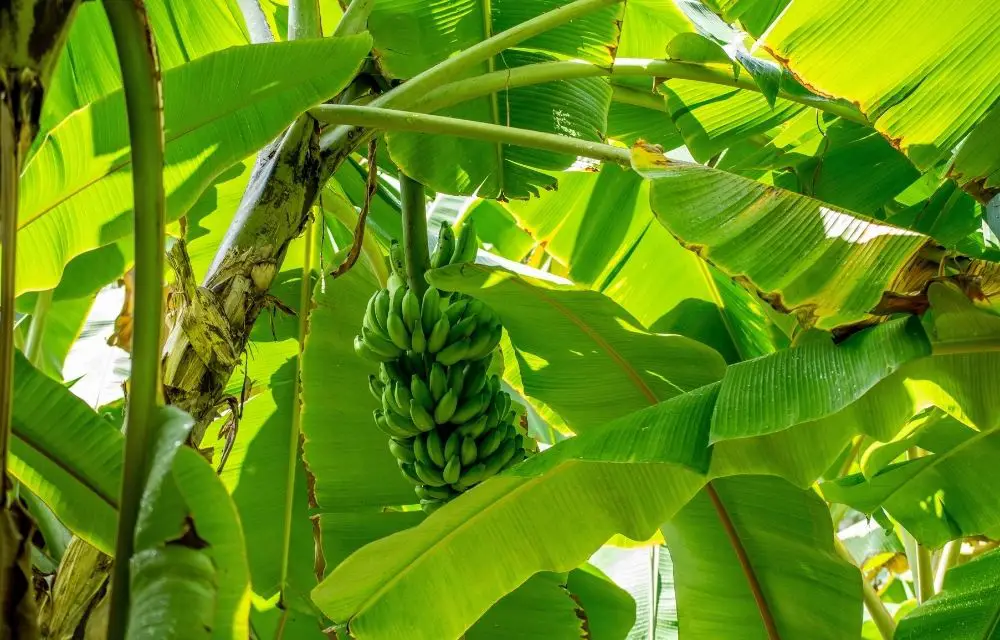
934,539,962,593
416,58,867,124
334,0,375,37
399,173,430,298
312,105,632,166
102,0,166,637
320,0,625,157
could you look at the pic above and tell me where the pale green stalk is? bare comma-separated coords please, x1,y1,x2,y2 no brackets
312,105,632,165
103,0,166,637
400,173,430,298
319,0,625,155
933,540,962,593
416,58,867,123
24,289,53,367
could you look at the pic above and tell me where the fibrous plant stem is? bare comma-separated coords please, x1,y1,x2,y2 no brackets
400,172,430,298
319,0,625,160
102,0,166,636
312,105,632,166
933,539,961,593
24,289,53,367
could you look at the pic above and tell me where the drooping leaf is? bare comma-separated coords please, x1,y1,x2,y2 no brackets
426,263,727,434
895,548,1000,639
661,476,861,639
370,2,622,198
762,0,1000,203
632,147,1000,330
466,573,585,640
7,352,122,553
312,385,718,640
701,0,788,38
16,34,372,296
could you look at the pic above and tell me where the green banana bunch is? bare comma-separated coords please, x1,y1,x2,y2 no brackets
354,224,530,514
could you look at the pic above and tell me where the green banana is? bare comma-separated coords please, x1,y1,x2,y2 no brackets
363,293,383,335
443,430,461,461
431,223,456,268
421,287,442,334
414,461,447,487
380,361,405,386
460,437,477,466
416,484,453,501
477,426,506,458
456,414,488,439
410,323,427,353
435,339,469,366
385,408,422,436
427,316,451,354
429,363,448,401
447,316,478,343
482,439,517,475
451,390,489,424
444,299,469,325
389,439,416,463
410,402,436,433
410,376,434,411
433,389,458,424
389,240,406,277
442,455,461,484
451,220,478,264
362,326,403,359
420,499,445,514
465,326,495,361
381,386,404,417
374,410,410,439
386,310,411,351
374,289,391,328
461,361,487,399
485,403,500,430
398,461,422,485
425,430,446,468
353,336,389,362
412,435,433,468
454,463,487,490
447,364,466,398
394,382,412,412
402,289,421,331
368,375,384,401
499,389,511,416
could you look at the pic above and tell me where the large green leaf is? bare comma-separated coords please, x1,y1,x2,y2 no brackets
632,148,998,330
565,566,637,640
7,352,122,554
661,476,860,639
15,34,372,296
821,428,1000,549
762,0,1000,203
895,548,1000,639
41,0,248,137
370,1,622,198
426,263,727,433
312,385,718,640
701,0,787,38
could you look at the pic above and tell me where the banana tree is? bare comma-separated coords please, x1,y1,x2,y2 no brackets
3,0,1000,638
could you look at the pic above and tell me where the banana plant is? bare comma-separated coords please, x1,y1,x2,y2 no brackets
2,0,1000,638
